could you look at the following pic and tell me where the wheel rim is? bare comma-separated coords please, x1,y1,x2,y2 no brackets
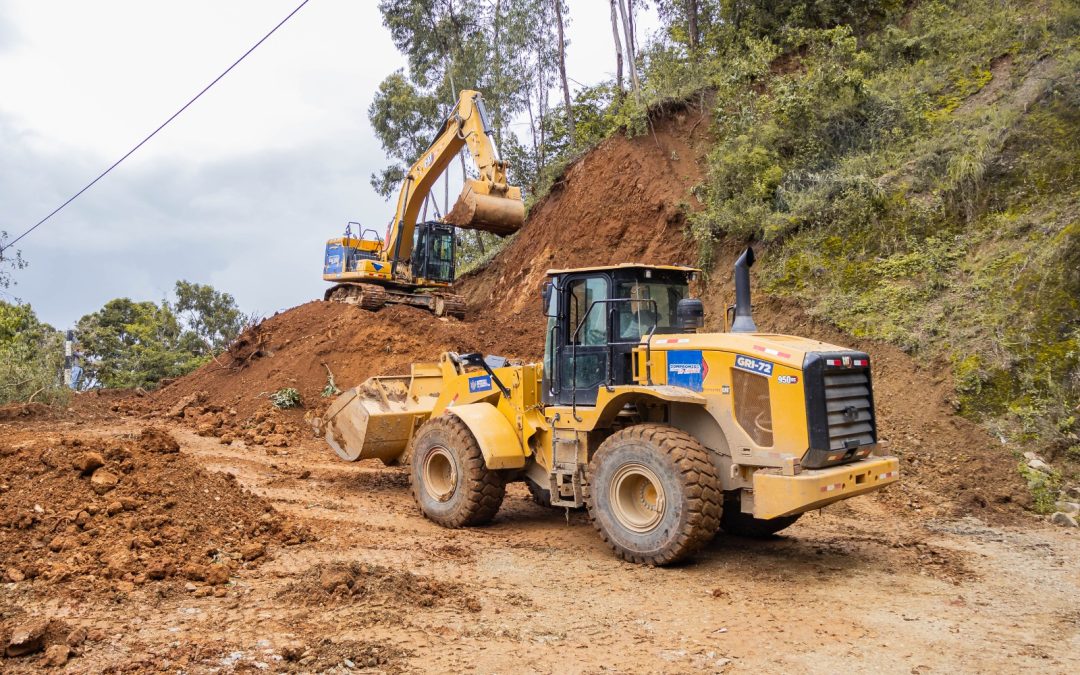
422,446,456,502
610,463,666,533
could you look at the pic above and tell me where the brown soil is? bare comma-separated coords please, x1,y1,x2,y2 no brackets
1,102,1072,672
0,425,303,595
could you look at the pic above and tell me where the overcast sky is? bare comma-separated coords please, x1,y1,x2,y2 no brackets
0,0,659,328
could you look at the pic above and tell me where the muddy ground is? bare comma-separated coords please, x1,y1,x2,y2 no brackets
1,411,1077,674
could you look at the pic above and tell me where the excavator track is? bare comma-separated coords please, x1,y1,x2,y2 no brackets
433,293,467,319
325,283,388,311
325,283,466,319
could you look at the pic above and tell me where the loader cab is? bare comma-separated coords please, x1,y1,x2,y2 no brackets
411,221,456,284
541,264,697,406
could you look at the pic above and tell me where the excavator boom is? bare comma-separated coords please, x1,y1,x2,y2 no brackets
386,89,524,264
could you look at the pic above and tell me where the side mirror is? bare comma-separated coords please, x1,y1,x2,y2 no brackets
677,298,705,332
541,282,555,317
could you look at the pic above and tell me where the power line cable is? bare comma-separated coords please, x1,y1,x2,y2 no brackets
0,0,313,259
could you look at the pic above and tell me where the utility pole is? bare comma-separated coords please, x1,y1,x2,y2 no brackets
63,330,76,389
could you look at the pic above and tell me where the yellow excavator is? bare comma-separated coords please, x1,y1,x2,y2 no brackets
322,90,524,318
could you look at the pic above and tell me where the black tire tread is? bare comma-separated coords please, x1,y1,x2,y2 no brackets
587,423,722,566
411,414,505,527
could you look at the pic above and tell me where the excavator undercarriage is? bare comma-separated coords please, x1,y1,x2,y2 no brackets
324,282,466,318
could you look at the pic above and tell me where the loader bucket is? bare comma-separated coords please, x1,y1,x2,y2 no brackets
444,182,525,236
322,363,443,465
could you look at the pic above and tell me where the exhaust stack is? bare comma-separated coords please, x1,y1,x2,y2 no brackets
731,247,757,333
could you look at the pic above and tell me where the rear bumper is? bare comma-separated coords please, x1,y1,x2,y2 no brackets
751,456,900,519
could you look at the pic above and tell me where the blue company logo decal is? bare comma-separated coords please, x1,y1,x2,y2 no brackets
468,375,493,393
667,350,705,392
735,354,774,376
371,262,384,272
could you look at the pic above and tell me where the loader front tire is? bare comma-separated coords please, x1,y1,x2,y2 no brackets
410,414,505,528
587,424,721,566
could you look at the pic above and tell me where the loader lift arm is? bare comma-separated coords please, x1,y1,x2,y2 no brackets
385,89,523,275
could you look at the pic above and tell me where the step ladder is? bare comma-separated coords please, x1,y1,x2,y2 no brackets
549,428,586,508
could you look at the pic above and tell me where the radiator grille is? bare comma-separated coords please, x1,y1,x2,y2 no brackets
823,370,875,451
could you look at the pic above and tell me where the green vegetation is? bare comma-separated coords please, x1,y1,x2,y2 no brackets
370,1,1080,486
0,302,68,406
270,388,302,409
626,0,1080,476
75,281,250,390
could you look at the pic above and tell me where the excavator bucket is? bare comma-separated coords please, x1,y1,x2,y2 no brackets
445,182,525,236
321,363,443,464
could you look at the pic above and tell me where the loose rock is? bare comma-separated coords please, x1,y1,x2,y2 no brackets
65,626,88,648
73,452,105,474
140,427,180,453
241,543,266,561
5,618,48,657
280,641,307,662
1050,511,1079,528
90,468,119,495
1026,458,1054,474
41,644,70,668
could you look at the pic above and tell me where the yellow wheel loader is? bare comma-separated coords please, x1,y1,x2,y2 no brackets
322,90,525,318
321,249,900,565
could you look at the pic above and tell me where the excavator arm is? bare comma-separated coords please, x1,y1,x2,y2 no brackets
384,89,524,267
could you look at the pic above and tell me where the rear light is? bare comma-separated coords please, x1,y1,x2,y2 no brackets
825,357,869,368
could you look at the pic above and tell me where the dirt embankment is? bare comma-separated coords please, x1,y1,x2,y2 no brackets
457,105,708,330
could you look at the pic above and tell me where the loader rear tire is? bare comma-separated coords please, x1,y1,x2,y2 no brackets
587,424,721,566
410,414,505,528
720,495,801,538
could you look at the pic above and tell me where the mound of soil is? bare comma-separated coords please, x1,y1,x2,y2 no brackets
147,303,539,440
0,427,303,593
457,104,708,326
278,561,468,610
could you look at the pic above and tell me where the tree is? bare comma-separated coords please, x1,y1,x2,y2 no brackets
553,1,575,141
369,72,444,198
172,280,248,354
0,232,26,292
75,298,201,390
616,0,642,94
0,302,67,405
610,0,625,94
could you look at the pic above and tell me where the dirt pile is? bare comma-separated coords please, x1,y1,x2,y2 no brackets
279,561,470,611
146,303,539,439
457,104,708,327
0,426,303,594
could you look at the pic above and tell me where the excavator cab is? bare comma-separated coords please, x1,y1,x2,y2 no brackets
540,264,699,406
411,221,455,285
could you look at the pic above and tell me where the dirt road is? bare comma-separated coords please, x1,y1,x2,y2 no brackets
3,416,1077,674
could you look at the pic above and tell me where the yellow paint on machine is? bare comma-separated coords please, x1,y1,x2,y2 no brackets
752,457,901,519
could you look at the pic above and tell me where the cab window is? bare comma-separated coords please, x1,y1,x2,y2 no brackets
615,280,687,340
567,277,608,346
